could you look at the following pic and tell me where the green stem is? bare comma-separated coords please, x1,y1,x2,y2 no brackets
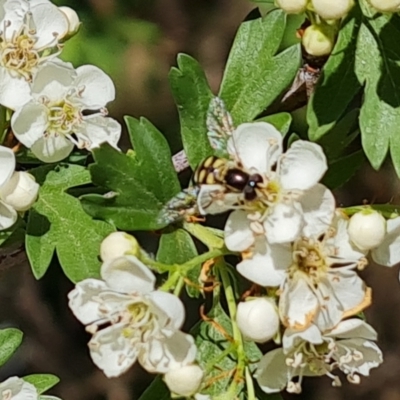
217,259,246,398
245,367,256,400
341,204,400,219
183,221,225,249
173,276,185,296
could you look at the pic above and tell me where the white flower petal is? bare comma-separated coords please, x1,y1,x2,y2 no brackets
265,202,303,244
11,102,48,148
197,184,241,215
237,238,290,287
279,278,319,330
31,135,74,163
31,2,68,48
0,68,31,110
89,323,138,378
278,141,327,191
228,122,282,173
0,200,18,230
101,255,155,294
283,324,323,351
140,331,197,374
75,116,121,150
164,365,203,398
148,291,185,334
74,65,116,108
0,145,15,188
372,217,400,267
224,210,256,252
0,377,37,400
255,348,288,394
300,184,335,237
327,319,377,341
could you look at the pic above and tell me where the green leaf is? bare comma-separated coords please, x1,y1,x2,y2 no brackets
26,164,115,282
219,10,301,124
157,229,200,298
322,150,365,190
169,54,214,169
81,117,180,231
0,328,23,367
23,374,59,394
307,7,362,141
355,7,400,174
257,112,292,135
138,376,170,400
194,304,261,398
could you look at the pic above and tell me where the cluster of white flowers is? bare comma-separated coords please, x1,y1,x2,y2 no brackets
0,0,120,163
68,232,203,398
0,376,60,400
196,99,400,394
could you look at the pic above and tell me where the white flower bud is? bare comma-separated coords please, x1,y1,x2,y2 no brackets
0,172,39,212
276,0,308,14
348,211,386,251
311,0,353,20
100,232,140,261
236,298,279,343
164,365,204,397
59,6,81,37
302,24,335,56
369,0,400,12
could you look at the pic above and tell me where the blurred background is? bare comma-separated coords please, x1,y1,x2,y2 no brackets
1,0,400,399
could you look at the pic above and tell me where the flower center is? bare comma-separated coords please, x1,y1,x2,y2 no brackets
292,237,327,277
47,100,81,135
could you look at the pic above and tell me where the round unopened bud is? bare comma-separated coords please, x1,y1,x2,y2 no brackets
164,365,204,397
0,172,39,212
100,232,139,261
59,6,81,37
276,0,308,14
348,211,386,251
369,0,400,12
236,298,279,343
312,0,353,20
302,24,335,56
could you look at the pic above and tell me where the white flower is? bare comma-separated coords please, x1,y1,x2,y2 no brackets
302,24,336,57
0,377,37,400
348,210,386,251
213,122,334,246
311,0,354,20
68,255,196,377
0,0,69,109
164,365,204,397
236,298,280,343
276,0,308,14
256,319,382,394
12,60,121,162
0,145,39,230
369,0,400,12
100,231,139,262
279,215,371,331
58,6,80,37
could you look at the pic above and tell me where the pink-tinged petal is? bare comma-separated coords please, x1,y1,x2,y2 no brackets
31,60,74,101
0,68,31,110
279,278,318,330
148,291,185,333
327,319,377,341
372,217,400,267
228,122,282,173
11,102,48,147
0,200,18,230
89,323,138,378
101,255,155,294
74,65,116,108
75,116,121,150
31,3,68,48
283,324,323,351
278,141,327,190
0,377,37,400
0,145,15,187
237,238,290,287
300,184,335,237
140,331,197,374
31,135,74,163
265,202,303,244
335,339,382,377
197,184,241,215
224,210,256,252
255,348,288,394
